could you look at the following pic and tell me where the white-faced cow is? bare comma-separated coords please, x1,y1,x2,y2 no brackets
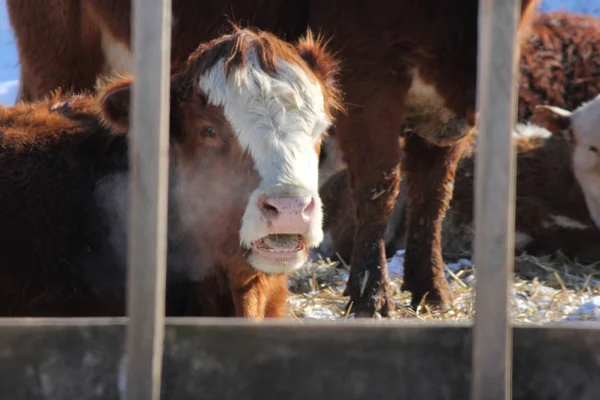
0,27,341,318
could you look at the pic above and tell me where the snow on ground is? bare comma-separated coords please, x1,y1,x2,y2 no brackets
287,251,600,323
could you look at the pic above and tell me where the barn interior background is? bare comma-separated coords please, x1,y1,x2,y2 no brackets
0,0,598,106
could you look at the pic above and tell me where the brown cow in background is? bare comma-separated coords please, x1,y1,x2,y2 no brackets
7,0,540,316
316,10,600,266
318,97,600,268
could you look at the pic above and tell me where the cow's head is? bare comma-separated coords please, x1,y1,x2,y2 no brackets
532,98,600,229
98,27,343,275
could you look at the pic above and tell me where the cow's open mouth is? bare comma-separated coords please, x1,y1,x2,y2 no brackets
249,234,308,272
253,234,305,253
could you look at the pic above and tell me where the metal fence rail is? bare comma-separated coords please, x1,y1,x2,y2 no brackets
0,319,599,399
127,0,172,399
472,1,522,399
2,0,598,399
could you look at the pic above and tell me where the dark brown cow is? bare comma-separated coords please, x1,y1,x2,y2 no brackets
518,11,600,122
0,27,341,318
7,0,540,316
319,97,600,266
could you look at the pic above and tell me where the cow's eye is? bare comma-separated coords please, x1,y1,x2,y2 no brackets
588,145,599,153
202,126,217,138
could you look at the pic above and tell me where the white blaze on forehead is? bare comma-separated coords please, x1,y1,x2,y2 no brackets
197,49,332,192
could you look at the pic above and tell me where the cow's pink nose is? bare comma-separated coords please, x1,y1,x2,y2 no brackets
259,195,315,233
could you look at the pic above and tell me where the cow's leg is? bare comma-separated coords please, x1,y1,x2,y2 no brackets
401,134,468,309
336,87,407,318
7,0,104,101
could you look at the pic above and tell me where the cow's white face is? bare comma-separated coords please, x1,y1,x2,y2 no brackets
570,99,600,174
533,98,600,230
569,96,600,228
197,36,335,274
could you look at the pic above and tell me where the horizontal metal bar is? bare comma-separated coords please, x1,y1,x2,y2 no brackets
0,319,598,400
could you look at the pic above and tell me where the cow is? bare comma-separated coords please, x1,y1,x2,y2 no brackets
318,96,600,267
6,0,540,316
0,27,342,318
316,9,600,265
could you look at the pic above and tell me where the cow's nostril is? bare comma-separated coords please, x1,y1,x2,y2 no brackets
302,197,316,217
259,198,280,220
263,203,279,214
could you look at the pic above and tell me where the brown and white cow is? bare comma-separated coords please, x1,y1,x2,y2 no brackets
7,0,540,316
318,96,600,267
0,27,341,318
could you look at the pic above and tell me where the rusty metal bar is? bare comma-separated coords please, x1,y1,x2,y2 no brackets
472,0,522,399
126,0,172,398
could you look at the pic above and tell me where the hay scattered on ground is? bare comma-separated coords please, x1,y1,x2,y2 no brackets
287,250,600,323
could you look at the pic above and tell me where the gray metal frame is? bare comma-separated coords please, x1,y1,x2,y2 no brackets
126,0,172,398
0,319,599,399
2,0,597,399
472,1,521,399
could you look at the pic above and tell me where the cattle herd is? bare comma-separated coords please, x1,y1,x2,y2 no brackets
1,0,599,320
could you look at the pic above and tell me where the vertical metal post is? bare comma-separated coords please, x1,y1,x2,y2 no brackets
126,0,172,398
471,0,521,399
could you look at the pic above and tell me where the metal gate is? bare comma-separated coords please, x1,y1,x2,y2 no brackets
1,0,599,399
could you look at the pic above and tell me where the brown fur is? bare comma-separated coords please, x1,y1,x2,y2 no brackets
518,11,600,122
6,0,540,316
0,27,339,319
6,0,105,102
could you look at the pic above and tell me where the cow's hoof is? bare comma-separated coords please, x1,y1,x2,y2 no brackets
346,311,383,319
409,289,453,312
343,290,393,318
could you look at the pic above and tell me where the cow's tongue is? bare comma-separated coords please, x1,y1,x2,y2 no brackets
259,234,301,252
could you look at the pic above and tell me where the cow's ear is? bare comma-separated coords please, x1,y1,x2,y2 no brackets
296,30,344,119
531,105,572,139
99,78,132,134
